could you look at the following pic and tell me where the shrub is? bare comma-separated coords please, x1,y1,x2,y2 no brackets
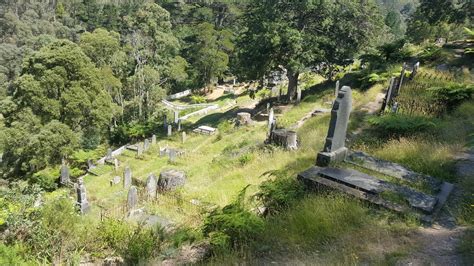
238,153,253,166
31,167,58,191
203,189,264,252
255,88,271,99
254,174,305,215
0,244,34,265
368,114,436,137
429,84,474,111
99,219,163,264
190,95,207,104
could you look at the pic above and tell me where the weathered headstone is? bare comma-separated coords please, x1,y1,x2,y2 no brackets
177,119,182,132
169,149,177,163
158,170,186,191
167,125,172,136
127,186,138,210
144,139,150,151
76,178,90,214
316,86,352,166
164,114,168,130
151,134,156,145
296,88,302,103
174,110,179,124
335,80,340,98
137,143,143,157
266,102,270,114
123,167,132,188
106,148,113,161
182,132,187,143
87,159,95,170
60,163,70,185
146,174,157,199
410,62,420,80
110,176,121,186
396,63,407,94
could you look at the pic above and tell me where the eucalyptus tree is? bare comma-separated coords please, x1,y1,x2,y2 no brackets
236,0,385,101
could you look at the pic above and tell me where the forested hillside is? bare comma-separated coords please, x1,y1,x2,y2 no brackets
0,0,472,264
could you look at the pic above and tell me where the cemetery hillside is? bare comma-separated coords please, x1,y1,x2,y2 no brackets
1,0,474,265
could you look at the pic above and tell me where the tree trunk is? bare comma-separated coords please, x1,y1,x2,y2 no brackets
287,71,299,102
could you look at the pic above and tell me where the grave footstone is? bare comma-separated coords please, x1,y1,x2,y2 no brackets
76,178,90,214
174,110,179,124
123,167,132,188
267,108,275,137
146,174,157,199
167,125,172,136
110,176,121,186
60,163,70,185
158,170,186,191
144,139,150,151
127,186,138,210
182,132,187,143
316,86,352,166
151,135,156,145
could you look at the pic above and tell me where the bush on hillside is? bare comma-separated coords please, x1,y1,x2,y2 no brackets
255,173,305,215
203,188,263,253
368,114,436,137
190,95,207,104
99,219,164,264
429,84,474,111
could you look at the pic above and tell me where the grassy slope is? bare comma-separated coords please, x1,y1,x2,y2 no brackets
82,58,472,263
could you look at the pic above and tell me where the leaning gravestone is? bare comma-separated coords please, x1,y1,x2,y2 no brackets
60,163,70,185
146,174,157,199
123,167,132,188
127,186,138,210
76,178,90,214
316,86,352,166
158,170,186,191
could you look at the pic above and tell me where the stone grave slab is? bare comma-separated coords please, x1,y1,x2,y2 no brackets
298,166,438,214
346,151,441,188
193,125,217,135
